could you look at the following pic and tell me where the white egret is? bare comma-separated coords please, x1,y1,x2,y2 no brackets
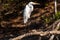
23,2,39,23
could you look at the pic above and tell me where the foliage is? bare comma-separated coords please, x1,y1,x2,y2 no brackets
54,11,60,20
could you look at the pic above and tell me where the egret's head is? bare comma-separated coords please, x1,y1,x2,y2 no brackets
28,2,40,5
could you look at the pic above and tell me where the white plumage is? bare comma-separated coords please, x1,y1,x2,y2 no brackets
23,2,39,23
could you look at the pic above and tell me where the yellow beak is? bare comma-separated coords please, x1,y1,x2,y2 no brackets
32,2,40,5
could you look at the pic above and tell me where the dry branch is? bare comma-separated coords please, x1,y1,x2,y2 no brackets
11,31,60,40
46,19,60,30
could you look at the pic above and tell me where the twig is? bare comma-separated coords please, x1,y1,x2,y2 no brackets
56,36,59,40
46,19,60,30
38,37,41,40
55,0,57,14
49,35,54,40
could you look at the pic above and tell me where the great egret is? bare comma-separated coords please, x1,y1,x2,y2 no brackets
23,2,39,23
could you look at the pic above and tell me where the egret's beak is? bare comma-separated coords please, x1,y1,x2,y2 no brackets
32,2,40,5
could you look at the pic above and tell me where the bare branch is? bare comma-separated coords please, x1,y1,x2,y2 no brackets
11,31,60,40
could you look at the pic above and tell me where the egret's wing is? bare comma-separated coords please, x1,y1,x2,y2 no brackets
23,5,30,23
23,9,28,23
